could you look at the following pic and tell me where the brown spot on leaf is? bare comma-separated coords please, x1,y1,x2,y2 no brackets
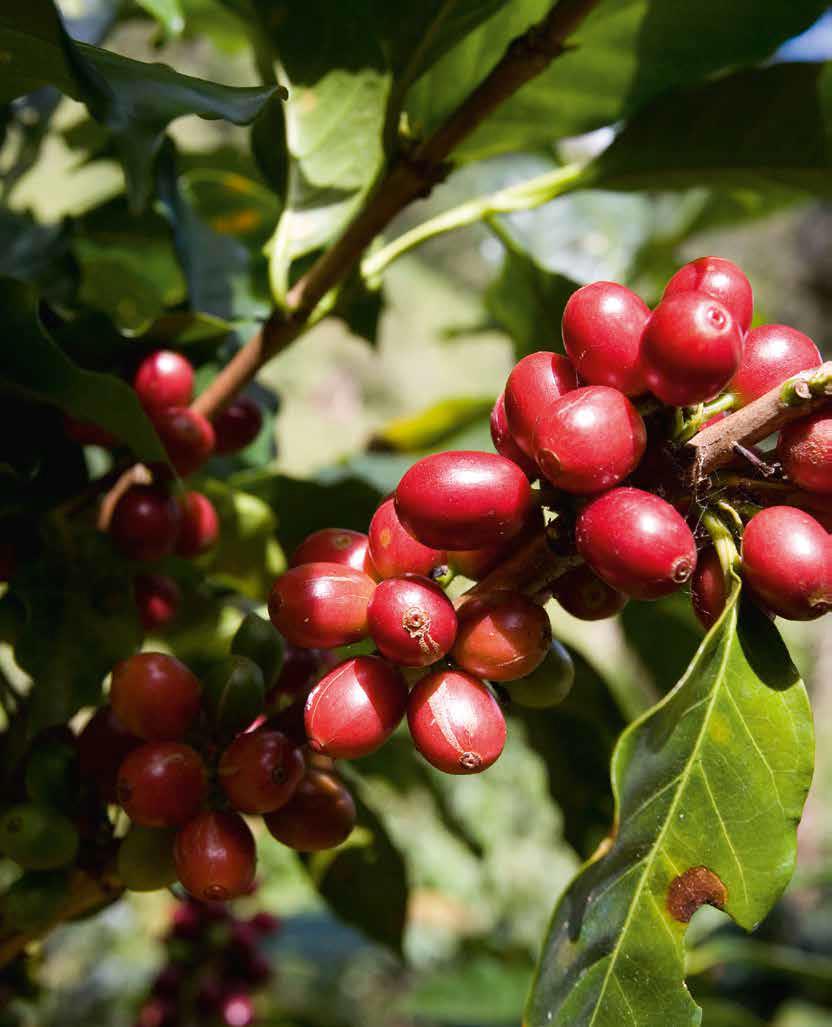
667,865,727,922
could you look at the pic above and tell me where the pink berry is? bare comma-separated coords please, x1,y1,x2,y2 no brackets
212,396,263,454
691,547,727,630
134,351,194,411
152,407,215,477
663,256,753,332
550,564,628,620
176,491,220,557
778,412,832,495
268,562,376,649
368,497,446,579
489,392,538,478
504,352,578,459
110,485,181,562
730,324,821,406
291,528,370,572
134,573,181,632
367,575,457,666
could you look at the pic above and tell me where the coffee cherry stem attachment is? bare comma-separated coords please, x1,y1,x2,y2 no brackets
701,509,740,585
674,393,738,443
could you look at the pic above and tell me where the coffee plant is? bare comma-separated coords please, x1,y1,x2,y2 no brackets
1,2,832,1025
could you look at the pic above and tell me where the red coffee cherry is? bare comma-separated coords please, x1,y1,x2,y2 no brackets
550,564,628,620
175,811,256,901
110,485,181,562
489,392,538,478
219,730,305,814
78,706,141,802
395,451,534,550
152,407,215,477
368,497,446,579
117,742,207,828
504,351,578,459
268,562,376,649
534,386,646,494
729,324,821,406
663,256,753,333
451,591,551,681
368,575,457,666
290,528,370,572
63,414,118,448
134,573,181,632
407,669,506,775
575,487,697,600
304,655,408,759
691,547,728,630
264,769,356,851
741,506,831,621
212,396,263,454
134,350,194,411
110,652,201,741
642,292,744,406
561,281,650,395
176,490,220,557
272,646,322,700
778,412,832,495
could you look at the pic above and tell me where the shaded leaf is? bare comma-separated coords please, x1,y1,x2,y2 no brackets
135,0,185,37
0,208,78,304
373,397,494,452
620,592,702,697
401,952,533,1024
182,169,281,248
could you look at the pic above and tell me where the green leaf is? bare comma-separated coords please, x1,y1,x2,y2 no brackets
135,0,185,37
526,583,814,1026
0,208,78,305
401,952,533,1024
620,592,702,697
374,396,494,452
182,169,282,248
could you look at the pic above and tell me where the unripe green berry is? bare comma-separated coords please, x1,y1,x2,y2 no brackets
504,641,575,709
0,870,70,932
0,803,79,870
231,612,285,688
117,825,178,892
202,655,265,740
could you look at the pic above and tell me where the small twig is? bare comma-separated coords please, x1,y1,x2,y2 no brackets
96,463,153,532
730,442,779,478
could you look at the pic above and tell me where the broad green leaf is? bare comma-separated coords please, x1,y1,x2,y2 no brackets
526,583,814,1026
182,169,281,247
135,0,185,37
0,207,78,305
374,397,494,452
621,592,701,697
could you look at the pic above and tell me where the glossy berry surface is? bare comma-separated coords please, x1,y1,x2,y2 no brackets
451,591,551,681
152,406,216,478
290,528,370,572
663,256,753,332
778,412,832,495
110,652,202,741
642,292,744,405
134,573,181,632
561,281,650,395
489,392,538,478
741,506,831,621
134,350,194,411
78,706,141,801
110,485,181,562
368,575,457,666
264,769,356,852
550,564,628,620
691,547,728,630
407,669,506,775
368,497,446,579
504,640,575,709
304,655,408,759
730,324,821,406
503,351,578,459
0,804,78,870
212,395,263,454
575,487,697,600
268,562,376,649
534,386,646,494
395,451,534,550
176,490,220,557
117,742,207,828
219,730,305,814
175,811,256,902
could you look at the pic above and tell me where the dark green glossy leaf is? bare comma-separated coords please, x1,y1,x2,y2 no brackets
0,208,78,305
620,593,701,697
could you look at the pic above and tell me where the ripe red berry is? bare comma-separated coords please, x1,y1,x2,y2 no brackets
729,324,821,406
152,407,215,477
534,386,646,494
264,769,356,851
550,564,628,620
489,392,538,478
110,485,181,562
504,351,578,459
134,573,181,632
451,591,551,681
778,412,832,495
395,451,534,550
117,742,207,827
642,292,744,406
219,730,305,814
561,281,650,395
407,669,506,774
268,562,376,649
663,256,753,333
78,706,141,802
134,350,194,411
63,414,118,448
575,487,697,600
367,575,457,666
304,655,408,759
691,547,728,630
110,652,202,741
368,497,446,579
212,396,263,454
741,506,831,621
175,811,256,901
175,490,220,558
290,528,370,572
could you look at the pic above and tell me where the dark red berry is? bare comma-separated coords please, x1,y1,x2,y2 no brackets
110,652,201,741
175,811,256,902
134,573,181,632
551,564,628,620
78,706,141,802
741,506,831,621
110,485,181,562
368,575,457,666
268,562,376,649
504,351,578,459
176,490,220,557
117,742,207,827
778,412,832,495
395,451,534,550
691,547,728,630
263,698,308,748
663,256,753,333
407,669,505,775
452,591,551,681
212,396,263,454
534,386,646,494
152,406,215,477
489,392,538,478
63,414,118,448
272,646,322,700
134,350,194,411
729,324,821,406
576,487,697,600
264,769,356,851
368,497,446,579
642,292,744,406
562,281,650,395
304,655,408,759
290,528,370,572
219,730,305,814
